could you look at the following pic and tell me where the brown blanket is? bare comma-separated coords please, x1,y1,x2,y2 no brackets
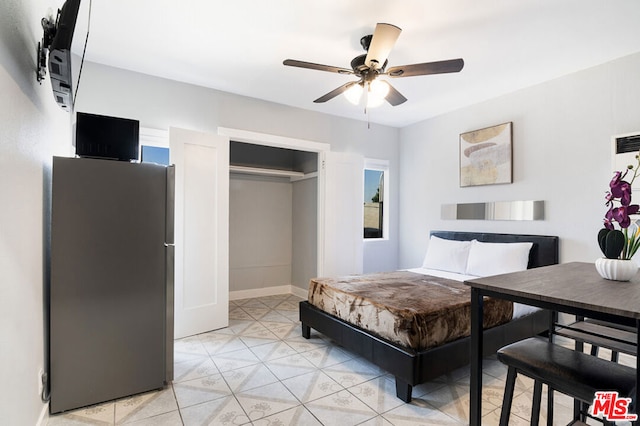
308,271,513,350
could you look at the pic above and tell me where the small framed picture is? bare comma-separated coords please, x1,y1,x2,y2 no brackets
460,122,512,187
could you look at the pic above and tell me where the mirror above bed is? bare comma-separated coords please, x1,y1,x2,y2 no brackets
441,200,544,221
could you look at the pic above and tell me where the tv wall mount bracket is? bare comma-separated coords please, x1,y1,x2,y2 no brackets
36,11,58,83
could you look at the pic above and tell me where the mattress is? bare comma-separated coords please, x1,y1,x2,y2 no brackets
308,271,513,350
407,267,540,319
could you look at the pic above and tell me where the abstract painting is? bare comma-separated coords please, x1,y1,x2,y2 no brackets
460,122,512,187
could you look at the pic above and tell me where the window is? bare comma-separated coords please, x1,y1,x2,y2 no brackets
141,146,169,165
139,128,170,165
364,159,389,239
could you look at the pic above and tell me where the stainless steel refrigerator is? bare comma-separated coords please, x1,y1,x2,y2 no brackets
50,156,174,414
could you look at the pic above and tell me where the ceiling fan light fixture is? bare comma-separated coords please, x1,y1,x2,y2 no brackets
364,80,389,108
344,82,363,105
366,95,385,108
366,94,385,108
370,79,390,99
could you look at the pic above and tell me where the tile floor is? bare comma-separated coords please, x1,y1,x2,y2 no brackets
47,294,635,425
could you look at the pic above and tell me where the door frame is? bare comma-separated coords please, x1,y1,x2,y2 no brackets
217,127,331,280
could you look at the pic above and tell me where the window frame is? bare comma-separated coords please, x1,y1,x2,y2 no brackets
363,158,389,241
139,127,169,164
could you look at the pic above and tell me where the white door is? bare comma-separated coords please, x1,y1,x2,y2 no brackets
319,151,364,277
170,127,229,338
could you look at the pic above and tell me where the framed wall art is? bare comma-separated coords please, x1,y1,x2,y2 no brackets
459,122,512,187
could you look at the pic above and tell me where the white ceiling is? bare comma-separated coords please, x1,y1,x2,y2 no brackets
71,0,640,128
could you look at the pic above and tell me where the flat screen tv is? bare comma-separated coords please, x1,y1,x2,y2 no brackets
47,0,82,111
75,112,140,161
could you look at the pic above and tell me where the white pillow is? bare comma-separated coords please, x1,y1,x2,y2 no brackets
465,240,533,277
421,236,472,274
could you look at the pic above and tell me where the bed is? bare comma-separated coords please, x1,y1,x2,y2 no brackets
299,231,559,402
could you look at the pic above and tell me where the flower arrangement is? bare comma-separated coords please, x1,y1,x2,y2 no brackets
598,154,640,260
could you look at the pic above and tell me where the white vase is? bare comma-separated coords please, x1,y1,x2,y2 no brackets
595,258,638,281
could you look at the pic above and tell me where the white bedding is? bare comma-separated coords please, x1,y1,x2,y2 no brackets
406,267,539,319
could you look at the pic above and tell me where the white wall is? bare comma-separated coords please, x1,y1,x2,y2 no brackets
398,52,640,268
76,62,401,273
229,173,319,294
0,0,73,423
229,174,292,292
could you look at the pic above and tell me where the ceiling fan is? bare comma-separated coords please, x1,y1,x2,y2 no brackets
283,23,464,108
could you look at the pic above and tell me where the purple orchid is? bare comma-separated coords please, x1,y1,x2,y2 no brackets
604,209,615,230
604,167,639,230
601,156,640,261
609,205,640,228
610,173,632,206
605,191,615,207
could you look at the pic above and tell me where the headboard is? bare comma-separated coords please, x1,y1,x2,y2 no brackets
430,231,559,269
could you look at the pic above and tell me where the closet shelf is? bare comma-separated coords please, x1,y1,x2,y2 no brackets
229,165,305,178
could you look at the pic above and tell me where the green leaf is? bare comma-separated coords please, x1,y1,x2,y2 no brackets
604,230,625,259
598,228,610,256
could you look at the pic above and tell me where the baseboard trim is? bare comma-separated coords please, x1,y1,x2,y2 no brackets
229,285,308,301
290,286,307,299
230,285,291,300
36,402,48,426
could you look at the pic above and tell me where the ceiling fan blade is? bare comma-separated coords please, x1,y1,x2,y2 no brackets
314,81,358,103
283,59,353,75
386,58,464,77
364,23,402,70
385,82,407,106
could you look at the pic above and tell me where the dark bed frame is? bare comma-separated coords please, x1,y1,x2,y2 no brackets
299,231,560,402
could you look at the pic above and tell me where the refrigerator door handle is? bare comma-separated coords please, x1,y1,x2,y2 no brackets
165,165,175,244
164,243,175,383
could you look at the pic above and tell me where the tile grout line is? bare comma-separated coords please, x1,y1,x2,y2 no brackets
48,293,573,425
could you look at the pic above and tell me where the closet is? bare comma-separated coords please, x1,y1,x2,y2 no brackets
170,126,363,337
229,141,318,296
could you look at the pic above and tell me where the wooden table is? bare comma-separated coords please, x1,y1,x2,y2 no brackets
465,262,640,426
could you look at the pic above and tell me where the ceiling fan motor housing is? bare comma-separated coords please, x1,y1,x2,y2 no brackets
350,54,387,76
360,34,373,51
350,54,367,73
